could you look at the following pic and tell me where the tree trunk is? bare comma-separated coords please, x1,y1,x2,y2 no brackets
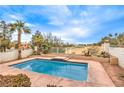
18,31,21,59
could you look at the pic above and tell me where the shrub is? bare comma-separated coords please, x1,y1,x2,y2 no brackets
0,74,31,87
84,50,91,56
33,51,37,55
33,50,41,55
100,51,110,58
42,50,48,54
42,44,50,54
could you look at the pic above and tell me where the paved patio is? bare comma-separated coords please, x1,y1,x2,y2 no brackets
0,56,115,87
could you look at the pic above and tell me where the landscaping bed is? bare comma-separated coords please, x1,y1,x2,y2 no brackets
100,61,124,87
0,74,31,87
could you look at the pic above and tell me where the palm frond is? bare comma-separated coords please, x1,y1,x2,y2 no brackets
23,26,31,34
8,23,16,31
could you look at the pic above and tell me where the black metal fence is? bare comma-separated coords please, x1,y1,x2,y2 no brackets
49,47,66,54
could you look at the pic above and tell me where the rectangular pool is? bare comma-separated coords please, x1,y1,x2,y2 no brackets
10,59,88,81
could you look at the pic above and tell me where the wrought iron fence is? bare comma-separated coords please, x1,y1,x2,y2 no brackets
49,47,66,54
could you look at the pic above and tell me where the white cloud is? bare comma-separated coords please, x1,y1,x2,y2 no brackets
84,6,124,24
70,19,80,25
48,16,65,26
80,11,89,17
46,6,72,26
12,31,32,42
25,23,36,27
9,6,111,43
0,13,25,24
1,5,124,44
9,14,24,20
52,26,91,43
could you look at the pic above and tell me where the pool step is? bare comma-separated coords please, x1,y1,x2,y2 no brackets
51,56,70,61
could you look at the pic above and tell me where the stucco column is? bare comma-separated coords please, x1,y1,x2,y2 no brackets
102,42,110,53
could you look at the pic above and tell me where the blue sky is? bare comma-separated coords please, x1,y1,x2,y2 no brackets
0,5,124,44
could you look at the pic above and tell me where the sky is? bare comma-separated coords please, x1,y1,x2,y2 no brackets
0,5,124,44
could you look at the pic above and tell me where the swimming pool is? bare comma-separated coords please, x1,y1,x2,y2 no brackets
10,59,88,81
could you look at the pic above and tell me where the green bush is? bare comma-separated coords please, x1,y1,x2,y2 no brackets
0,74,31,87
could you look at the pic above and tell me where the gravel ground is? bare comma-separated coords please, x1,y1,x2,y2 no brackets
100,61,124,87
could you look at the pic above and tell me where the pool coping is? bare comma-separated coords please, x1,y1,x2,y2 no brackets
0,56,115,87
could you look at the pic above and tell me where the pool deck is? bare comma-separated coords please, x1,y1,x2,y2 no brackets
0,56,115,87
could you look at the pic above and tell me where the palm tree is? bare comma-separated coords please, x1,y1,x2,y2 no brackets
101,36,110,43
9,20,31,59
108,34,112,38
117,33,124,46
115,33,118,38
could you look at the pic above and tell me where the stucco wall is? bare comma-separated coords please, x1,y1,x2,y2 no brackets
0,49,33,63
0,50,18,63
21,49,33,58
102,43,124,68
109,47,124,68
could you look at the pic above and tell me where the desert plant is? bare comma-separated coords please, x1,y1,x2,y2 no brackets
100,51,110,58
42,44,50,54
84,50,91,56
0,74,31,87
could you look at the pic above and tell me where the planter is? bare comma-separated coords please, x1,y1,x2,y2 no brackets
110,56,118,65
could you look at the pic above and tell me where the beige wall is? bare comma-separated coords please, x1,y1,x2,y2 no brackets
0,49,33,63
0,50,18,63
21,49,33,58
109,47,124,68
102,43,124,68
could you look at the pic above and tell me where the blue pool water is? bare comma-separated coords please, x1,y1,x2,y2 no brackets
10,59,88,81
